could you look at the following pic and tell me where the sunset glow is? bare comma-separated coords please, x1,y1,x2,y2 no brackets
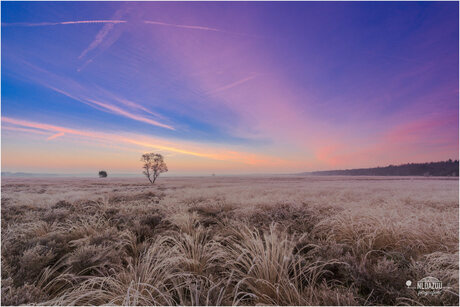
2,1,458,175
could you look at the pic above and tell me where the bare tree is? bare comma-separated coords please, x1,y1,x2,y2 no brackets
141,153,168,184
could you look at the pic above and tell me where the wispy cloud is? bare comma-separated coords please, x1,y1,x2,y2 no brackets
314,113,459,168
2,126,50,135
87,97,174,130
383,113,458,144
46,132,65,140
49,86,175,130
2,116,278,165
95,86,166,119
16,61,174,130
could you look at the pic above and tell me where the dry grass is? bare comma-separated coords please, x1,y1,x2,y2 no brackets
1,176,458,305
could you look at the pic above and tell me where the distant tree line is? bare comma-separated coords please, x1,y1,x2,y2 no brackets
305,160,459,177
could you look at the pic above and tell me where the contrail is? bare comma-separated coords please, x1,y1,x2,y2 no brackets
3,19,221,33
2,19,252,37
76,7,129,69
143,20,223,32
78,22,116,59
2,20,127,27
207,74,258,95
143,20,258,38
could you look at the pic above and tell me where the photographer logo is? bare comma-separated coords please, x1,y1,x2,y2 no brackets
406,277,443,296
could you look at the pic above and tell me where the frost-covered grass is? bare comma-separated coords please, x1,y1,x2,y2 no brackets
1,176,458,305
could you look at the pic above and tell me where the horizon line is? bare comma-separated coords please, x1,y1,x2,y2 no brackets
2,159,458,178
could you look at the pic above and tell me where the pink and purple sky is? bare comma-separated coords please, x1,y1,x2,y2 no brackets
1,1,459,175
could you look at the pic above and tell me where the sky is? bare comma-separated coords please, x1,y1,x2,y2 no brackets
1,1,459,176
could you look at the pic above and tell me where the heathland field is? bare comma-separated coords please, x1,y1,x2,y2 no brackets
1,176,458,305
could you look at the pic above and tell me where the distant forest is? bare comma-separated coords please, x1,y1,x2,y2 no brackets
304,160,459,177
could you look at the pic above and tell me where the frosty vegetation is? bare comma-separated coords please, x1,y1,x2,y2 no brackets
1,176,458,305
